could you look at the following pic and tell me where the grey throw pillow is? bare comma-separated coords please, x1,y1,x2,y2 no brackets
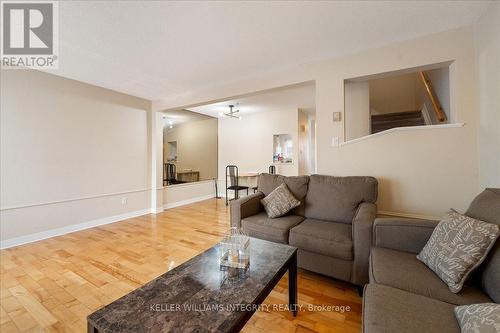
454,303,500,333
261,183,300,218
417,210,499,293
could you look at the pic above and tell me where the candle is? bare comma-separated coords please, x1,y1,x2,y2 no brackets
229,249,239,263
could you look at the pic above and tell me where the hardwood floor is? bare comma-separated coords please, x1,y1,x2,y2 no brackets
0,199,362,333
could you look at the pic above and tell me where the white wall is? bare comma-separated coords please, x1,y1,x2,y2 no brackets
154,26,485,219
218,109,299,182
369,73,419,114
162,180,215,209
345,81,370,140
164,118,218,181
1,69,152,246
474,1,500,188
427,68,450,121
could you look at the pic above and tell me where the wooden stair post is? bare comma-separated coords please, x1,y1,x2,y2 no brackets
418,71,447,122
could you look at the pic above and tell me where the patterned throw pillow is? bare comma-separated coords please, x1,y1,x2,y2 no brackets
261,183,300,218
454,303,500,333
417,210,499,293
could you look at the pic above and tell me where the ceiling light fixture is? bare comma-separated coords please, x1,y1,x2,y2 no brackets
221,104,242,120
164,118,174,129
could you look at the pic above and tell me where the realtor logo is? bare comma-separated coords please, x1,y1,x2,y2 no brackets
1,0,58,68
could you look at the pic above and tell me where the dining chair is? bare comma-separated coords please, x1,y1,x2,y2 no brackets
269,165,276,174
165,163,186,185
225,165,249,205
163,163,168,186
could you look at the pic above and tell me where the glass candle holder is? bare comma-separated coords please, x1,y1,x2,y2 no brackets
219,227,250,270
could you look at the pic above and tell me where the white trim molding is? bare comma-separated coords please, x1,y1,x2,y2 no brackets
378,210,441,221
151,206,165,214
1,192,217,249
0,188,151,211
163,194,215,210
0,209,151,250
340,123,465,147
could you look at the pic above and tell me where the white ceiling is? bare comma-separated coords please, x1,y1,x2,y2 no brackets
187,84,315,118
47,1,491,101
161,109,214,128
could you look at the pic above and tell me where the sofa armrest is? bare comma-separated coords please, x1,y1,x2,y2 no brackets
352,202,377,286
373,217,439,254
229,192,265,228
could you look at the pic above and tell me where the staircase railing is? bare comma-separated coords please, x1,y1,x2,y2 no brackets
418,71,447,122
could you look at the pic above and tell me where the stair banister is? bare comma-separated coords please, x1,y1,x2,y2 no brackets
418,71,447,122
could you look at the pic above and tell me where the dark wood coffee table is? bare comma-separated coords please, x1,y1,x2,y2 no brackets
87,237,298,333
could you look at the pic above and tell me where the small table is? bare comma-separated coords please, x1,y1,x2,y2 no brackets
238,173,259,178
238,173,259,193
87,238,298,333
177,171,200,183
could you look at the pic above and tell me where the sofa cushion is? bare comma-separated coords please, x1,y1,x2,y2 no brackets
466,188,500,225
465,188,500,303
289,218,353,260
241,212,304,244
297,249,352,282
257,173,309,216
304,175,377,223
261,183,300,218
363,283,460,333
370,247,491,305
416,210,499,293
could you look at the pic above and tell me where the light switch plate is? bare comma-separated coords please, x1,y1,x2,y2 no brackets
331,136,339,147
333,112,342,122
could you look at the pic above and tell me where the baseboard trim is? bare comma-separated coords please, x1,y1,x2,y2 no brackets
0,208,151,250
151,207,165,214
163,194,215,210
378,210,440,221
2,195,218,249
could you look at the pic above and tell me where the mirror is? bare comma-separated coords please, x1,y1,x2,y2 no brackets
162,109,218,186
273,134,293,164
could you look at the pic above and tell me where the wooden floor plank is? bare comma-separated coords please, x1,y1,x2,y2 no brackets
1,198,362,332
8,285,58,328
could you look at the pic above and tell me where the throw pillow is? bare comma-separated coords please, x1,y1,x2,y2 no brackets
417,210,499,293
261,183,300,218
454,303,500,333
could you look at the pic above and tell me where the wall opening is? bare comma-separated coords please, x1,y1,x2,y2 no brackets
344,63,452,141
161,109,218,186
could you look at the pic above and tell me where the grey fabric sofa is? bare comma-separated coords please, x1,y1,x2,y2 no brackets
230,173,378,286
363,188,500,333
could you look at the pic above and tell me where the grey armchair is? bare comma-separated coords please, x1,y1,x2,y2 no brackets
363,188,500,333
